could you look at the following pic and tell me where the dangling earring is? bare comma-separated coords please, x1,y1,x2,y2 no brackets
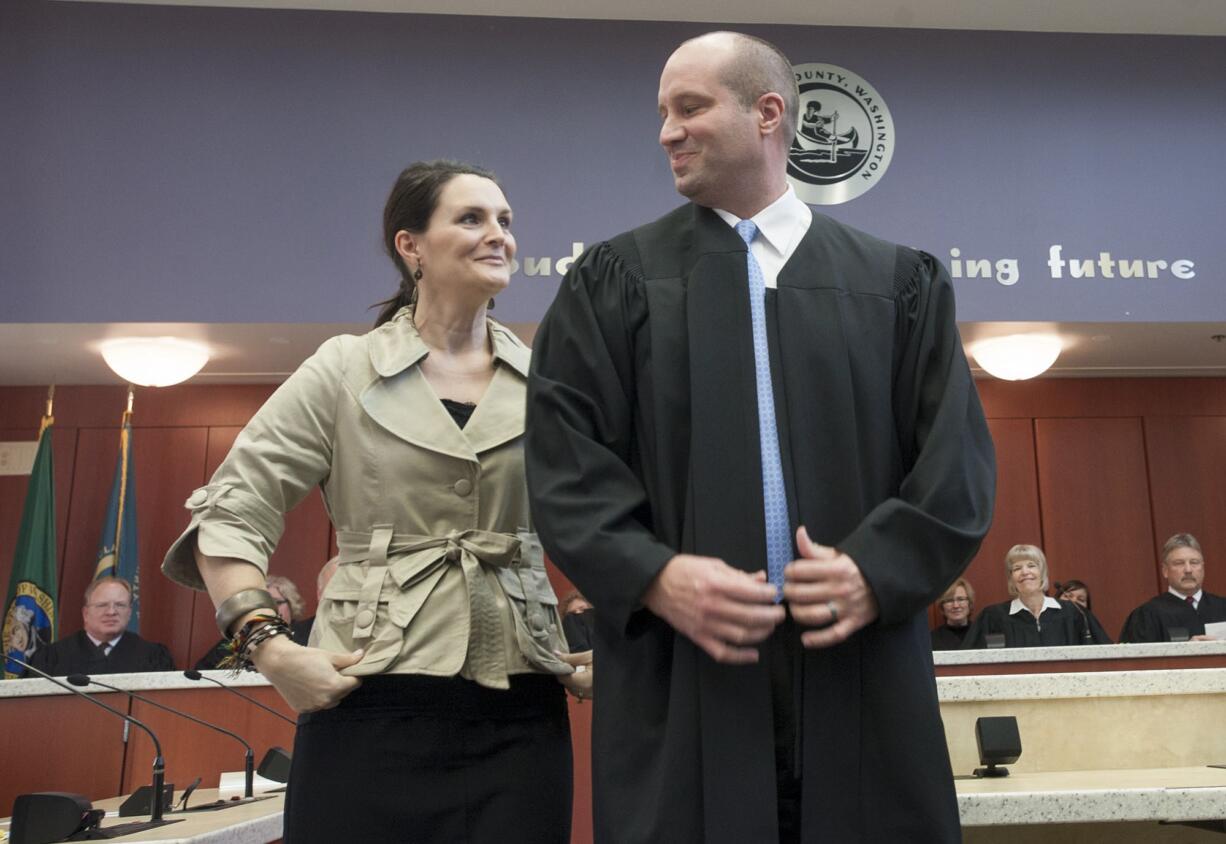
487,297,495,310
413,266,423,281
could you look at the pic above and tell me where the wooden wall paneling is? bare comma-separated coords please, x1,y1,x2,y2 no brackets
1034,418,1157,641
120,687,296,797
567,695,594,844
1144,415,1226,591
0,385,279,431
0,425,78,636
57,426,209,669
958,418,1045,618
0,692,127,810
132,427,211,669
977,377,1226,420
542,557,593,844
184,427,240,665
59,427,124,637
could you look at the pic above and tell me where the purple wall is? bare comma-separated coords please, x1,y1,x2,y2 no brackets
2,0,1224,324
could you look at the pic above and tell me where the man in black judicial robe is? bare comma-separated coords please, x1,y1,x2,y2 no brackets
526,32,995,844
1120,533,1226,642
24,577,174,676
27,628,175,676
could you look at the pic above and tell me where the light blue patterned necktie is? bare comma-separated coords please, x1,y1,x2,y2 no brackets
735,219,791,598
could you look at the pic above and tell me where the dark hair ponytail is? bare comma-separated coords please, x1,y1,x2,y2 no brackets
371,159,499,327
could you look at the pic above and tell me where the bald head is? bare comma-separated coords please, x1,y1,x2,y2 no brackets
680,32,799,145
658,32,796,215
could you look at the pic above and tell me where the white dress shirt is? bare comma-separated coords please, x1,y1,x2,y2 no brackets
1009,596,1062,616
714,186,813,289
86,632,123,655
1169,587,1203,609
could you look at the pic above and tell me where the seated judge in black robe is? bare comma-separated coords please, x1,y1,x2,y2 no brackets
931,577,975,650
1119,592,1226,642
24,577,174,676
26,628,175,676
962,545,1111,648
526,35,995,842
1119,533,1226,642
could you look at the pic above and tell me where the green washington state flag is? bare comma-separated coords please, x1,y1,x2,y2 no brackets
3,419,58,679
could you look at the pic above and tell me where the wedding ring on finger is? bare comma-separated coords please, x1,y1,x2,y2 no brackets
826,600,839,623
574,664,588,673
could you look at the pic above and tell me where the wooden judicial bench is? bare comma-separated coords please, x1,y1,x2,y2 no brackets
0,671,295,841
6,646,1226,842
941,642,1226,841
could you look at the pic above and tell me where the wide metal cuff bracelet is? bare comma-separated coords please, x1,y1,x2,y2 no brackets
215,588,277,638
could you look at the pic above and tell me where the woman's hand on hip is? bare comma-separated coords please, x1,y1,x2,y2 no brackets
251,635,364,713
557,649,593,701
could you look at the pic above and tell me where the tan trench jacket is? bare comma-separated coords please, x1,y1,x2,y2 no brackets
162,308,569,689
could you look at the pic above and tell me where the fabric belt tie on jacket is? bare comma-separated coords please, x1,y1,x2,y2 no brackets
335,526,571,689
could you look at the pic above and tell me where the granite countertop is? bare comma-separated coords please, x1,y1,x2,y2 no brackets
0,669,273,698
957,766,1226,826
1,788,283,843
938,667,1226,702
935,639,1226,665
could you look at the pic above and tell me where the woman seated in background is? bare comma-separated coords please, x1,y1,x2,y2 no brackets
963,545,1112,648
931,577,975,650
1054,578,1093,611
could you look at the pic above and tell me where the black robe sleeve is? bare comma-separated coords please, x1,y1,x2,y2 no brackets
930,624,968,650
24,637,57,675
961,603,1005,649
1119,604,1161,643
194,639,230,670
1084,607,1113,644
837,251,996,625
526,244,677,633
1199,593,1226,625
149,641,175,672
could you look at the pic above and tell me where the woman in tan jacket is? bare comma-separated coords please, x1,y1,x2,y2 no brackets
163,160,589,842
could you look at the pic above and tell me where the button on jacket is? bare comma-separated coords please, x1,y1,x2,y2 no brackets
162,307,568,689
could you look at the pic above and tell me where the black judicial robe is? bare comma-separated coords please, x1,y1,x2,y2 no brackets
931,623,971,650
1118,591,1226,643
962,600,1112,649
24,629,174,676
526,204,996,843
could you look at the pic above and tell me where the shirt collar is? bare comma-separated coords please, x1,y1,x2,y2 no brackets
1009,596,1062,615
86,632,123,649
1169,587,1203,604
712,185,811,257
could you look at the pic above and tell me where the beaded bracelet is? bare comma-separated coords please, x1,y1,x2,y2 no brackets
218,612,292,674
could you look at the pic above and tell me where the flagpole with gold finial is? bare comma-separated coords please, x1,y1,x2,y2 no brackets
113,386,134,557
39,384,55,437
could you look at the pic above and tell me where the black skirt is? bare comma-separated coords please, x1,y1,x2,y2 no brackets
283,673,572,844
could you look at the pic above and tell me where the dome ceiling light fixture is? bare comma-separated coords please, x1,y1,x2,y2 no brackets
100,337,211,387
970,334,1062,381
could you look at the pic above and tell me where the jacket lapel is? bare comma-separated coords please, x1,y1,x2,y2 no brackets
359,309,527,462
464,322,529,454
361,367,477,462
